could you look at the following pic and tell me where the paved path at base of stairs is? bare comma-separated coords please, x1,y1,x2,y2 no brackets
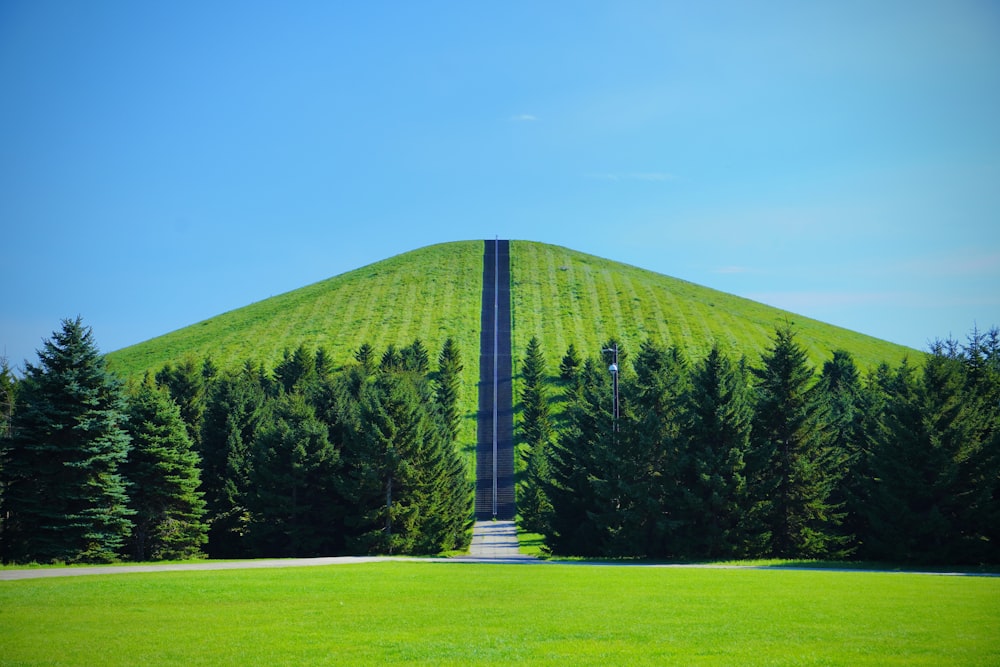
458,520,536,562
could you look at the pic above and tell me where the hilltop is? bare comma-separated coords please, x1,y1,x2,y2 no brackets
107,240,920,448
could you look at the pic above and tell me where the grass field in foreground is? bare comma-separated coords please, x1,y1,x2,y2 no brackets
2,562,997,666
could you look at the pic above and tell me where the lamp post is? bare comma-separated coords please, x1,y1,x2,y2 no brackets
602,343,620,432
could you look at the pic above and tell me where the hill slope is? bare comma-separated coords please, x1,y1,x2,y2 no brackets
509,241,916,374
107,240,920,452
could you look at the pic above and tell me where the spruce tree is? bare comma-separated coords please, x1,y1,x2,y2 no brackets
155,357,207,449
517,337,554,533
122,379,207,561
434,338,463,443
749,325,844,558
1,317,133,563
354,343,376,375
545,358,606,555
199,361,269,558
608,340,687,558
679,344,754,559
559,344,581,383
401,339,430,374
814,350,868,555
274,345,317,394
248,392,339,557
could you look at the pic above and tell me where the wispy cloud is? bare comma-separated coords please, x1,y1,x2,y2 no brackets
586,172,675,182
510,114,538,122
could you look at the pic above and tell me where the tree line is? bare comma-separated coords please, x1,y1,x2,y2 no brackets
0,317,471,564
517,326,1000,565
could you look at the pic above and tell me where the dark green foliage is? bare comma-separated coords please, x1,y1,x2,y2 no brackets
122,379,207,561
379,344,402,372
677,344,755,559
199,362,270,558
434,338,463,443
155,358,207,449
517,337,554,533
401,339,430,374
355,343,376,374
274,345,317,394
0,356,14,440
749,325,845,558
861,334,1000,564
1,318,133,564
519,337,553,450
339,365,470,554
247,392,340,557
545,359,609,555
559,343,581,382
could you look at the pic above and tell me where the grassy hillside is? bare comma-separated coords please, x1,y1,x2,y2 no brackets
509,241,917,378
108,239,920,461
107,241,485,452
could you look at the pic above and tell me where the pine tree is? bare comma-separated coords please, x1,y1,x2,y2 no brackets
274,345,317,394
155,357,207,449
866,344,996,564
544,358,607,555
199,361,269,558
749,325,844,558
609,340,687,558
0,356,17,545
247,392,340,557
354,343,376,375
379,344,402,372
813,350,868,555
517,337,554,533
679,344,754,559
339,369,468,554
122,378,207,561
434,338,463,443
559,344,581,382
1,318,133,564
401,339,430,374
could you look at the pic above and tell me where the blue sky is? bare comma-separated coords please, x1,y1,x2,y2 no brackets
2,1,998,369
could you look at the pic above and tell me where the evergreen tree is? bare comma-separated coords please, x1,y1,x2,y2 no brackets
354,343,376,375
0,357,17,544
379,344,402,372
247,392,340,557
274,345,317,394
0,356,14,440
339,370,458,554
434,338,463,443
813,350,868,554
1,318,133,563
559,344,581,382
401,339,430,374
517,337,554,533
314,347,333,380
122,379,207,561
865,344,996,564
612,340,688,558
155,357,207,449
199,362,269,558
679,344,754,559
544,359,608,555
749,325,844,558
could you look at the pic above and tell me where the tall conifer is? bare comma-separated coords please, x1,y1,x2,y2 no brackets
1,318,133,563
122,379,207,561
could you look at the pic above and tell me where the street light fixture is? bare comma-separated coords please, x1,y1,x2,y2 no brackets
602,343,620,432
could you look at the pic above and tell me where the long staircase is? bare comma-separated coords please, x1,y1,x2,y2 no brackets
474,239,515,520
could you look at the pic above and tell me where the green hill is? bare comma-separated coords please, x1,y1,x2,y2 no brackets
509,240,917,376
107,240,920,451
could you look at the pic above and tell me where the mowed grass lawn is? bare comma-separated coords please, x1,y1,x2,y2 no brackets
2,562,997,666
